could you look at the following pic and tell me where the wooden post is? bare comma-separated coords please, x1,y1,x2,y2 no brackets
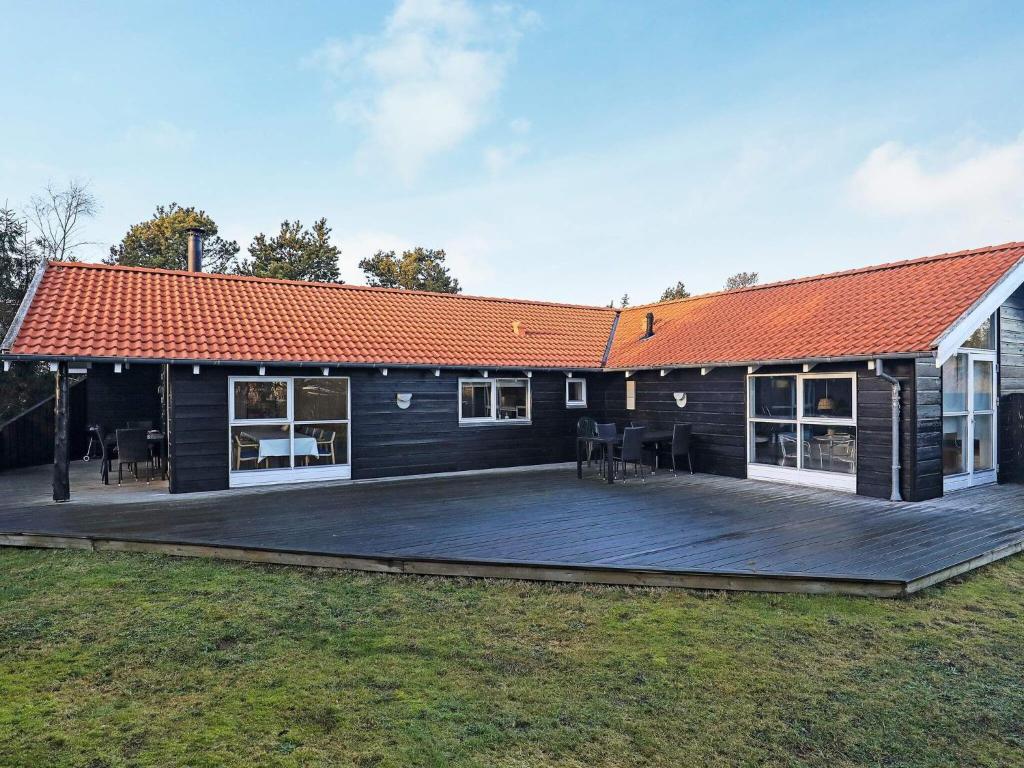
53,360,70,502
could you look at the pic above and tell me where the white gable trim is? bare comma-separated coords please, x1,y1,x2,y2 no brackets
934,255,1024,367
1,261,47,352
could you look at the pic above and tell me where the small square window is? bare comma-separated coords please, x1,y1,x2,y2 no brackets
566,378,587,407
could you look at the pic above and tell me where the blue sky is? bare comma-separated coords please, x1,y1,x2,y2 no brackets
3,0,1024,304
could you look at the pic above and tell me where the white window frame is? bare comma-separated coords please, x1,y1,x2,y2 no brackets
746,371,858,492
458,377,532,425
228,375,351,488
625,379,636,410
943,348,999,493
565,377,587,408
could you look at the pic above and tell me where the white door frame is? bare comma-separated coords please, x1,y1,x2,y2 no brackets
944,350,998,493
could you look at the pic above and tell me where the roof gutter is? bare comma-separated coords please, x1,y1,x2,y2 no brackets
0,353,610,373
1,260,47,352
602,352,933,373
0,350,934,372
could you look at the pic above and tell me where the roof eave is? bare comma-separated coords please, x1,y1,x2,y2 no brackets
602,351,934,372
1,261,47,353
932,254,1024,367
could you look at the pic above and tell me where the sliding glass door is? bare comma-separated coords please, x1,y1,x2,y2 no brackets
229,376,351,487
943,351,998,491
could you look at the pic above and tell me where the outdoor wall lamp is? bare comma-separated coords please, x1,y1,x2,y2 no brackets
396,393,412,410
673,392,688,408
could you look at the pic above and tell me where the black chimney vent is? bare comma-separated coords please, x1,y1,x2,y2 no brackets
644,311,655,338
186,227,204,272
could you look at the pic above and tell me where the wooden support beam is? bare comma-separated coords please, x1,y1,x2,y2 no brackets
53,361,70,502
660,369,671,377
321,366,330,376
434,369,441,377
523,371,532,378
192,364,201,375
867,360,876,371
258,365,266,376
381,368,388,376
2,361,9,372
113,362,123,373
701,367,714,376
802,363,817,373
747,365,761,374
624,370,634,378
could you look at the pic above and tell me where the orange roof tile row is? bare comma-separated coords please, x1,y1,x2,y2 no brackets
5,242,1024,369
8,263,617,368
607,242,1024,368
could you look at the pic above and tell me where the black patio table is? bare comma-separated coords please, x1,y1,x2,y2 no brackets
576,429,673,484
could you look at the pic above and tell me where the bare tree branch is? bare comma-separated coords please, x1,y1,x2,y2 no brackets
27,180,99,261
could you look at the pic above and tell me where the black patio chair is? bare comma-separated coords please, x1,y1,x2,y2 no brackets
115,428,153,484
94,425,114,485
614,426,647,482
595,422,617,477
671,423,694,475
576,416,598,466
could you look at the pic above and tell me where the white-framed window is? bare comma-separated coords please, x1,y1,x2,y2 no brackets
459,377,531,424
566,377,587,408
625,379,636,410
747,372,857,491
228,376,351,487
942,312,999,492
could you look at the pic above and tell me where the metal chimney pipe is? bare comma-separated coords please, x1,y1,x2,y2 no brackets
186,227,204,272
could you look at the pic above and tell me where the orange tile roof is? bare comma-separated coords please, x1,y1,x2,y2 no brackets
606,242,1024,368
6,263,617,368
4,242,1024,370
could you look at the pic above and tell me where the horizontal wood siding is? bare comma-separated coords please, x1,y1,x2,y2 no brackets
166,365,605,491
86,364,162,431
168,365,229,493
1000,286,1024,481
856,360,916,500
351,368,604,479
911,358,943,501
594,367,747,477
0,378,87,470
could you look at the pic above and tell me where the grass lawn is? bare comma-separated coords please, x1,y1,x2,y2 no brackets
1,549,1023,767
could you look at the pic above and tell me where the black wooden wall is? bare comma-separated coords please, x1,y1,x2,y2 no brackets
0,377,87,470
167,365,229,493
999,286,1024,481
855,359,935,501
592,367,747,477
909,358,943,500
161,359,928,497
350,368,603,479
165,364,605,493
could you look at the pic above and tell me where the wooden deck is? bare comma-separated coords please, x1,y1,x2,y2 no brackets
1,461,1023,596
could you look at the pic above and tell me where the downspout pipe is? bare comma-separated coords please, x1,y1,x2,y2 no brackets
875,359,903,502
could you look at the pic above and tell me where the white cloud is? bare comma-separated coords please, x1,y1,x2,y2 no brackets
850,136,1024,215
483,143,528,174
306,0,537,182
509,117,531,134
119,121,196,153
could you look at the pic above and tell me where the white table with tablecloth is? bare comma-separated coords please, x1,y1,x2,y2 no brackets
246,434,320,463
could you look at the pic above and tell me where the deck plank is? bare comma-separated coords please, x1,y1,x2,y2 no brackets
0,462,1022,594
